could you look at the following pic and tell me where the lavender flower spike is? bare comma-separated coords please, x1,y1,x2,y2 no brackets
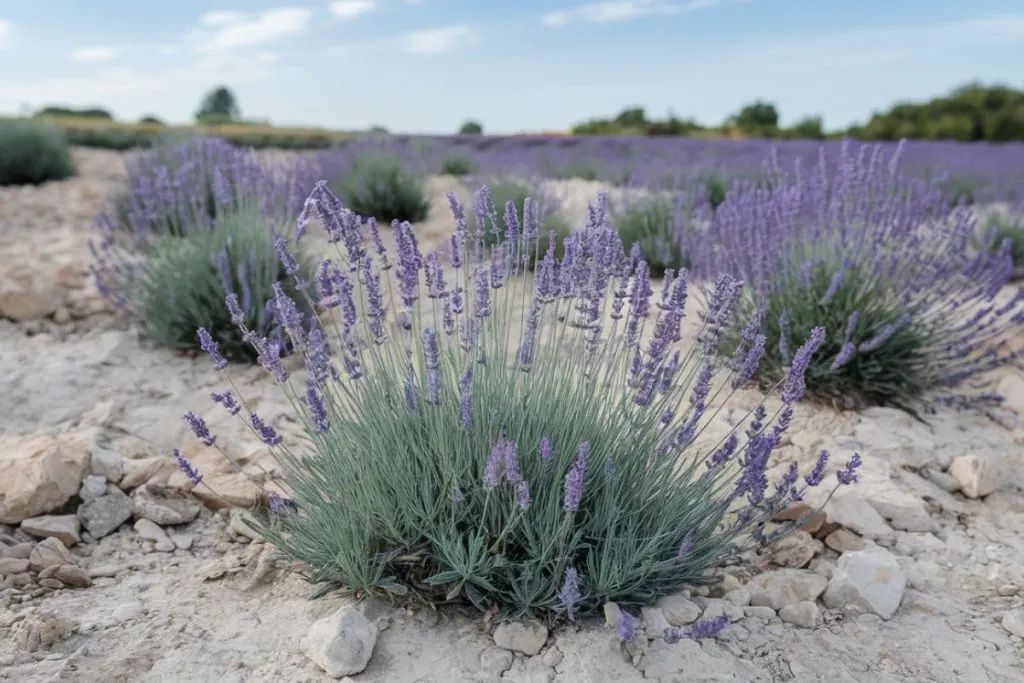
183,411,216,447
563,442,591,512
197,327,227,370
780,326,826,404
173,448,203,485
558,567,582,621
251,412,283,446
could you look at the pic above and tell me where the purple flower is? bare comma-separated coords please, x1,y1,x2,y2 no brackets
474,267,491,318
616,611,638,643
268,492,299,513
563,442,590,512
173,448,203,485
251,412,283,446
483,439,508,489
829,342,857,371
183,411,216,447
422,327,443,405
804,449,830,487
304,386,329,433
459,368,473,427
197,327,227,370
687,615,729,640
558,567,582,621
274,234,299,277
837,453,862,485
732,333,766,389
225,293,245,325
210,390,241,416
540,437,553,474
515,481,532,510
780,326,826,404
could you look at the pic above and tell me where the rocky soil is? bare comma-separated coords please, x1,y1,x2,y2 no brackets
3,149,1024,682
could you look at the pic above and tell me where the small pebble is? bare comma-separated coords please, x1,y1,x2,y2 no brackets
997,584,1019,597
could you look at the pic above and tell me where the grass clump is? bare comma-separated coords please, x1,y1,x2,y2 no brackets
332,154,430,224
0,119,76,186
178,181,861,627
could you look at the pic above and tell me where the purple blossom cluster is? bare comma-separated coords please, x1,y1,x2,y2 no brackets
686,140,1024,406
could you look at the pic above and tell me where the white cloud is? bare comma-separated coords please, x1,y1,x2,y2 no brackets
329,1,376,19
398,25,471,55
540,0,702,28
188,7,313,54
0,19,10,49
71,46,123,63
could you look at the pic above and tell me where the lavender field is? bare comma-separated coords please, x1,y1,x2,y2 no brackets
2,131,1024,683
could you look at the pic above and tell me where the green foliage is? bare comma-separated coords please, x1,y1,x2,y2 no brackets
0,119,76,186
130,203,312,361
571,106,703,137
459,120,484,135
440,155,477,177
196,86,241,123
63,126,162,150
543,161,602,182
333,155,431,223
729,246,934,409
476,178,572,266
729,100,780,137
37,106,113,119
978,211,1024,278
610,195,687,275
139,115,166,126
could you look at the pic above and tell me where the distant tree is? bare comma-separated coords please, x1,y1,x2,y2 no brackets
139,115,165,126
730,100,779,136
785,116,825,140
614,107,647,128
369,125,390,135
459,120,483,135
195,86,240,123
36,106,113,120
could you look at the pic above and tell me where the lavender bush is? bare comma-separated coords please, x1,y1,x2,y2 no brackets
330,153,430,223
107,136,309,241
610,194,695,276
440,155,477,177
93,194,312,361
181,180,860,622
977,204,1024,279
693,141,1024,409
0,119,75,186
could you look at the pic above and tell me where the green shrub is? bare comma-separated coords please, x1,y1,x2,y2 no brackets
475,178,572,267
611,195,688,276
333,154,430,223
0,119,76,186
140,115,166,125
109,200,313,361
459,120,483,135
978,210,1024,278
545,162,602,182
441,155,477,177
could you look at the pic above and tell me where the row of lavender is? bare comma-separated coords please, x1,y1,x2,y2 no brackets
89,135,1022,636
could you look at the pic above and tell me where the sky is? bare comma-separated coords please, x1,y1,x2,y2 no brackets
1,0,1023,134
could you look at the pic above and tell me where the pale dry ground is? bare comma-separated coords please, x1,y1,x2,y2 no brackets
1,149,1024,682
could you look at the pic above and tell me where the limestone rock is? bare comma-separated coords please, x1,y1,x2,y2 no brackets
493,619,548,656
824,528,866,554
79,475,108,502
779,601,820,629
824,490,895,542
301,606,378,678
948,453,1000,499
823,547,906,619
656,594,701,626
770,530,821,568
1000,609,1024,638
28,537,75,571
747,569,828,611
0,432,91,524
119,457,174,491
134,518,175,552
20,515,81,547
90,443,124,483
77,486,133,539
132,484,201,526
53,563,91,588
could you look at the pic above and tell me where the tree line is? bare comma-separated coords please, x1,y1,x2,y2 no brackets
571,82,1024,142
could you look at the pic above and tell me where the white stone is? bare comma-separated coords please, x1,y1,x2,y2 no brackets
824,490,895,542
479,646,514,676
301,607,377,678
948,453,1000,499
133,518,174,551
20,514,81,547
79,475,108,502
493,619,548,656
0,432,91,524
746,569,828,611
823,547,906,620
132,484,202,526
655,594,701,626
112,601,145,623
779,601,820,629
1000,609,1024,638
90,444,124,483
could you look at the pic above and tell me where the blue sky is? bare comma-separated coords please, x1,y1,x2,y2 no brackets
1,0,1023,133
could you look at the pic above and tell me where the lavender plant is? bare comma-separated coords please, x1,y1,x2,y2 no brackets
977,204,1024,280
440,155,477,177
332,154,430,223
182,181,860,623
471,178,573,268
93,194,313,361
694,141,1024,409
106,136,309,241
0,119,75,186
